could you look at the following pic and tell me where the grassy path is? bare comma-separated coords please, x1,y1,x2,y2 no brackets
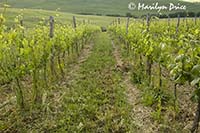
112,41,158,133
1,32,157,132
50,33,135,132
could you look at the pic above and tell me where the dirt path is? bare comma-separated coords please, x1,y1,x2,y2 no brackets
112,40,159,133
49,41,94,115
63,41,94,85
53,33,135,132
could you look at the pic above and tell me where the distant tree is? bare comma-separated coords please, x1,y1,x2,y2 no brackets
126,12,132,17
197,12,200,17
188,12,195,17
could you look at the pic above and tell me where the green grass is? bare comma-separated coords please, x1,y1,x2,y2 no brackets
4,0,200,16
1,0,199,27
1,8,117,27
54,33,135,132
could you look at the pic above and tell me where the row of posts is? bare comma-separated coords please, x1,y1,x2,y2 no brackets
49,16,94,38
111,14,199,35
19,16,94,39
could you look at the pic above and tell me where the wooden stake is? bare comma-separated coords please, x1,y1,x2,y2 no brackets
118,17,120,25
73,16,76,29
176,14,180,34
168,15,170,27
146,14,150,31
20,20,23,26
114,19,116,25
49,16,57,80
185,16,189,31
49,16,54,38
168,15,170,32
126,17,130,54
126,17,130,35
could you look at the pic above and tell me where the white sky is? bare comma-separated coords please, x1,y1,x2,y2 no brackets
181,0,200,2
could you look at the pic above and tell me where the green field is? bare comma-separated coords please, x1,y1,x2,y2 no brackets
1,0,200,28
0,8,118,27
4,0,200,16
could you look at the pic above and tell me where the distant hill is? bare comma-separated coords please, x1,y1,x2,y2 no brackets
4,0,200,16
0,7,118,27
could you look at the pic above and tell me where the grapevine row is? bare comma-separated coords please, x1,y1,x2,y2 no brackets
109,16,200,132
0,15,100,111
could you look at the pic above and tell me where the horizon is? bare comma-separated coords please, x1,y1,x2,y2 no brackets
181,0,200,2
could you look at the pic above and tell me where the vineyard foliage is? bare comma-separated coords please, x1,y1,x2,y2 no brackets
109,17,200,97
109,17,200,131
0,14,100,109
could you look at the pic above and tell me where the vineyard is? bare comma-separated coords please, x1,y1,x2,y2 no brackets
1,2,200,133
109,16,200,132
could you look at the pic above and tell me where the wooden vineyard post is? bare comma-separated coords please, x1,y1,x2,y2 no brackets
82,19,86,49
142,18,145,27
174,83,178,110
49,16,54,38
176,14,180,34
126,17,130,54
12,16,25,110
73,16,77,29
118,17,120,25
195,14,197,25
185,16,189,32
173,15,180,111
191,90,200,133
49,16,57,79
168,15,170,32
73,16,79,55
20,19,23,27
20,18,25,36
146,14,152,86
71,16,76,53
15,77,25,111
126,17,130,34
146,13,150,32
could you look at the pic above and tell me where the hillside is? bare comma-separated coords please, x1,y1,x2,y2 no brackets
5,0,200,16
0,8,117,27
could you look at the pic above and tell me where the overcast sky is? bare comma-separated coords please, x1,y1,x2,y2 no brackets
181,0,200,2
